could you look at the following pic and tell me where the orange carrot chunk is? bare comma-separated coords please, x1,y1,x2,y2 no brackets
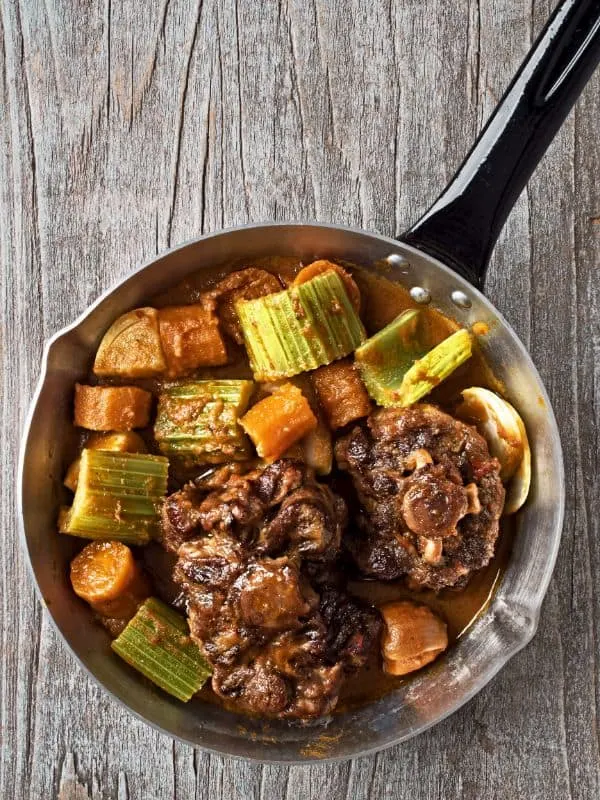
311,359,371,429
158,302,228,377
240,383,317,461
73,384,152,431
70,540,150,619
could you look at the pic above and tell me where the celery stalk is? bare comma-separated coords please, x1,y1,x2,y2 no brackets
154,380,253,464
354,310,425,405
111,597,211,701
356,315,472,407
59,450,168,545
236,271,366,380
393,329,472,406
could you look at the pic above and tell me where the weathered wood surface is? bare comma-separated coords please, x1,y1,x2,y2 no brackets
1,0,599,797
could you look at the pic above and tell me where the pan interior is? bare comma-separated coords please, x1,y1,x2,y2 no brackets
20,223,564,762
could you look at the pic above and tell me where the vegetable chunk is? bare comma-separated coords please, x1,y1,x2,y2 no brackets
59,449,169,544
155,380,254,464
111,597,212,701
311,359,371,429
354,309,425,406
70,540,150,618
209,268,283,344
240,383,317,461
158,302,228,376
74,384,152,431
393,329,473,407
293,260,361,312
64,431,147,492
94,308,166,378
236,271,366,381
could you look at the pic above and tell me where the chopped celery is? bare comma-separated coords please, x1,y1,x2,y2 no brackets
59,450,169,545
154,380,254,464
355,310,426,405
236,271,366,380
393,329,472,406
356,315,472,407
111,597,211,701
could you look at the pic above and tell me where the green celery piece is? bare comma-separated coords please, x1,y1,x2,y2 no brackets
392,328,472,406
111,597,212,702
154,380,254,464
59,450,168,544
236,271,366,380
355,310,426,405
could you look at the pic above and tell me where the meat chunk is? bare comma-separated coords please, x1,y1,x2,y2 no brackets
167,459,380,720
161,460,305,552
335,404,505,590
258,484,346,560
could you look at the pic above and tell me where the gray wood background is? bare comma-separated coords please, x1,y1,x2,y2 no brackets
1,0,599,798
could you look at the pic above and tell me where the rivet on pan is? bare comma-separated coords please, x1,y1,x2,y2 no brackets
386,253,410,273
451,290,472,309
410,286,431,304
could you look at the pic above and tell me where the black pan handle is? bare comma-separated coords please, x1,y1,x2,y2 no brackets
400,0,600,288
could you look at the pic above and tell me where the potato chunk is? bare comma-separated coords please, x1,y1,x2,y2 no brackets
74,384,152,431
311,359,371,429
158,302,228,377
94,308,166,378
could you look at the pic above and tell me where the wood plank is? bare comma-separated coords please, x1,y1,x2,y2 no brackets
1,0,599,797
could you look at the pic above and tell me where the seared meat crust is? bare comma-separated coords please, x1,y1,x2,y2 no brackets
335,404,505,590
169,459,380,720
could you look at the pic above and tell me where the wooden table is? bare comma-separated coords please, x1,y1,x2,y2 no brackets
2,1,599,798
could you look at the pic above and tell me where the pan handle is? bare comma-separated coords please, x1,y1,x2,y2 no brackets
400,0,600,288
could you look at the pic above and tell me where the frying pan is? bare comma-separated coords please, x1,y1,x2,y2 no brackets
19,0,600,763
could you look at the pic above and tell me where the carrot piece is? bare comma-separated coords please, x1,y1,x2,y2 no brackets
93,308,166,378
70,541,150,619
74,385,152,431
311,359,371,429
240,383,317,461
293,260,361,312
158,302,228,377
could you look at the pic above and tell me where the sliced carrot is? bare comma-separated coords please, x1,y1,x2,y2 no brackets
74,384,152,431
158,302,228,377
240,383,317,461
293,260,361,312
70,541,150,619
311,359,371,429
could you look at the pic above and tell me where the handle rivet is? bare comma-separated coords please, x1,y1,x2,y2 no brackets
410,286,431,304
386,253,410,273
451,290,472,309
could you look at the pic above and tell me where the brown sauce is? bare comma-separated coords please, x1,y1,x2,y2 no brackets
96,254,515,716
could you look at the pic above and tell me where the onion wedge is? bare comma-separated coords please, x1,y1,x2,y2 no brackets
455,387,531,513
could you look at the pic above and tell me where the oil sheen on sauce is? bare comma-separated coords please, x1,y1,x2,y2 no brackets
147,255,515,714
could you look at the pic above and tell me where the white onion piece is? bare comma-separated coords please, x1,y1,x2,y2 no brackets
503,412,531,514
456,387,524,480
455,386,531,513
380,600,448,676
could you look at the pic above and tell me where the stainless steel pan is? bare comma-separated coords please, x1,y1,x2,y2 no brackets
19,0,600,762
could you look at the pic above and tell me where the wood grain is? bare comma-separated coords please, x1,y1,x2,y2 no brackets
1,1,599,798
